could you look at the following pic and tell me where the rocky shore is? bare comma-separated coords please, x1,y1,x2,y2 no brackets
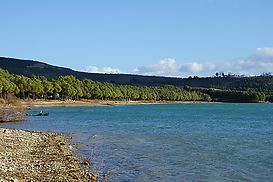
0,128,96,181
0,107,25,123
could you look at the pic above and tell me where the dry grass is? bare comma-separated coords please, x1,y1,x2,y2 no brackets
0,98,5,105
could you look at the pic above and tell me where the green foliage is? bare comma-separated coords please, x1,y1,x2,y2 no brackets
200,88,265,103
0,68,269,103
0,69,210,102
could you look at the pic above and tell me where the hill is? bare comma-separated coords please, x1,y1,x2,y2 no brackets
0,57,187,86
1,56,273,91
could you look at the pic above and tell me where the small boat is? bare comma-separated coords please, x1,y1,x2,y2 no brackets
35,113,48,116
34,112,49,116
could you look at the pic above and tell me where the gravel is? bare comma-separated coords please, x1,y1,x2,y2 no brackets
0,128,97,181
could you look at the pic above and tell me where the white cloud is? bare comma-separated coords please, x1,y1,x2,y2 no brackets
233,58,273,75
81,66,120,74
181,62,217,75
136,59,217,77
187,62,204,73
137,58,180,76
81,47,273,77
225,47,273,76
255,48,273,58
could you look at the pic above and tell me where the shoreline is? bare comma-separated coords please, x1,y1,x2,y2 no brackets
20,99,270,108
21,99,211,108
0,128,97,181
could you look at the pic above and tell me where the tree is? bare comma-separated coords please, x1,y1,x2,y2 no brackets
52,81,62,99
30,76,44,99
39,76,53,99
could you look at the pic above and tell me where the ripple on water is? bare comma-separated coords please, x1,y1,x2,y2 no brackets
1,103,273,181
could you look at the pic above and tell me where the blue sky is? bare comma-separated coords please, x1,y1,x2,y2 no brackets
1,0,273,77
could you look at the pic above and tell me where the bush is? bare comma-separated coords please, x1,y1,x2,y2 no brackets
0,98,5,105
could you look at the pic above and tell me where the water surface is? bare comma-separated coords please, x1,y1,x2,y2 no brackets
1,103,273,181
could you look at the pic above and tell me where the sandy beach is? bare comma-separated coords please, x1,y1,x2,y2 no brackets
21,99,209,108
0,128,96,181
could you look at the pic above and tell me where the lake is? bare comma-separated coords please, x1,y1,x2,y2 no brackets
1,103,273,181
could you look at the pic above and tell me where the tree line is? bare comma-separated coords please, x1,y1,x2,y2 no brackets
0,69,209,102
1,68,271,103
198,88,266,103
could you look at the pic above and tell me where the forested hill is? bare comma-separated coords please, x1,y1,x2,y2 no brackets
1,56,273,92
0,57,187,86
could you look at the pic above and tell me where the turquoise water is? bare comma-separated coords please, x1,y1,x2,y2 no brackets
1,103,273,181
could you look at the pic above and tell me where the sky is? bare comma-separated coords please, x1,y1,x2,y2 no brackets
1,0,273,77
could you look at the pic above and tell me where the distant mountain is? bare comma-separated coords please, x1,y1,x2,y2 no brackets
1,56,272,91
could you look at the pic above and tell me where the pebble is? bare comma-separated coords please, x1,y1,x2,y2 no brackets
0,128,96,181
